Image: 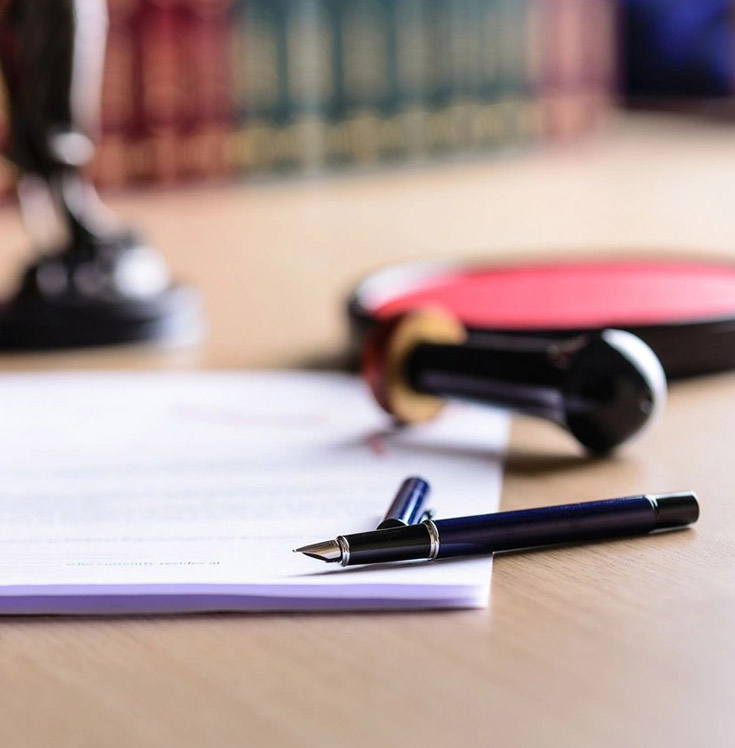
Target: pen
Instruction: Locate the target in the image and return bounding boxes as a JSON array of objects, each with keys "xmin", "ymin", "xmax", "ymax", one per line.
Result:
[{"xmin": 294, "ymin": 491, "xmax": 699, "ymax": 566}]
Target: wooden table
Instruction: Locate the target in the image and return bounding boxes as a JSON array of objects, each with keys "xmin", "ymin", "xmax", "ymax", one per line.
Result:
[{"xmin": 1, "ymin": 114, "xmax": 734, "ymax": 747}]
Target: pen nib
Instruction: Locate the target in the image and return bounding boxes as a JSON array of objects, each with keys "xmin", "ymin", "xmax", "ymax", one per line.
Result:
[{"xmin": 293, "ymin": 539, "xmax": 342, "ymax": 563}]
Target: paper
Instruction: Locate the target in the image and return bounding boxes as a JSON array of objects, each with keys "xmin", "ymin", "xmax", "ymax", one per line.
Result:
[{"xmin": 0, "ymin": 372, "xmax": 508, "ymax": 614}]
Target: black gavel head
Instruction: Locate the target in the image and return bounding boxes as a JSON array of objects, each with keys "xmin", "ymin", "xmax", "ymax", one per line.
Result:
[
  {"xmin": 559, "ymin": 328, "xmax": 666, "ymax": 452},
  {"xmin": 362, "ymin": 308, "xmax": 667, "ymax": 453}
]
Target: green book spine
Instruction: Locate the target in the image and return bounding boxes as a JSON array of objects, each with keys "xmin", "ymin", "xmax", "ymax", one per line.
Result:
[
  {"xmin": 470, "ymin": 0, "xmax": 501, "ymax": 151},
  {"xmin": 328, "ymin": 0, "xmax": 395, "ymax": 167},
  {"xmin": 454, "ymin": 0, "xmax": 484, "ymax": 153},
  {"xmin": 229, "ymin": 0, "xmax": 289, "ymax": 174},
  {"xmin": 394, "ymin": 0, "xmax": 431, "ymax": 159},
  {"xmin": 321, "ymin": 0, "xmax": 347, "ymax": 166},
  {"xmin": 496, "ymin": 0, "xmax": 539, "ymax": 148},
  {"xmin": 283, "ymin": 0, "xmax": 335, "ymax": 173},
  {"xmin": 424, "ymin": 0, "xmax": 464, "ymax": 154},
  {"xmin": 379, "ymin": 0, "xmax": 404, "ymax": 162}
]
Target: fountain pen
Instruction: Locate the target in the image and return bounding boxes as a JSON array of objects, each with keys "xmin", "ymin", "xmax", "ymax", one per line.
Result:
[{"xmin": 294, "ymin": 492, "xmax": 699, "ymax": 567}]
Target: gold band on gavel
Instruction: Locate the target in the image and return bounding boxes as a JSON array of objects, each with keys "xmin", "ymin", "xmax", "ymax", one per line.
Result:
[{"xmin": 363, "ymin": 308, "xmax": 466, "ymax": 424}]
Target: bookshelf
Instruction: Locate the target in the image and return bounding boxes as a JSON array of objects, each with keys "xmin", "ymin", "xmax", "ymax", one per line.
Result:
[{"xmin": 88, "ymin": 0, "xmax": 618, "ymax": 188}]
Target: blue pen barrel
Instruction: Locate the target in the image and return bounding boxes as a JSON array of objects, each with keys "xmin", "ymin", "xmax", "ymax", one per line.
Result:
[
  {"xmin": 330, "ymin": 492, "xmax": 697, "ymax": 566},
  {"xmin": 434, "ymin": 496, "xmax": 658, "ymax": 559}
]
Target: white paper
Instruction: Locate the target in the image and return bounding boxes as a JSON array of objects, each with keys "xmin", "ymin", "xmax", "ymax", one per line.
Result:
[{"xmin": 0, "ymin": 372, "xmax": 508, "ymax": 613}]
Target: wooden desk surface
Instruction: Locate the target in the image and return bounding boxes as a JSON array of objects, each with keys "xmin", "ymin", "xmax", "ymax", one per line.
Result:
[{"xmin": 1, "ymin": 114, "xmax": 734, "ymax": 747}]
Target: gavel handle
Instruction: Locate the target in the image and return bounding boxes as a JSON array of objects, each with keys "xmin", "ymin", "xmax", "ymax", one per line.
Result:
[{"xmin": 405, "ymin": 340, "xmax": 569, "ymax": 423}]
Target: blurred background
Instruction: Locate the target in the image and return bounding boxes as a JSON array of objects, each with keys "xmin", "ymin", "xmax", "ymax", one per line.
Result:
[
  {"xmin": 0, "ymin": 0, "xmax": 731, "ymax": 194},
  {"xmin": 0, "ymin": 0, "xmax": 733, "ymax": 367}
]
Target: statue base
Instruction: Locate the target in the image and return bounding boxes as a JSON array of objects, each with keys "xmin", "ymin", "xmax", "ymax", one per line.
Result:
[{"xmin": 0, "ymin": 234, "xmax": 204, "ymax": 351}]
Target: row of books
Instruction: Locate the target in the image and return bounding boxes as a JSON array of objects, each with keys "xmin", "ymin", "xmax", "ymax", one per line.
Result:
[{"xmin": 0, "ymin": 0, "xmax": 618, "ymax": 196}]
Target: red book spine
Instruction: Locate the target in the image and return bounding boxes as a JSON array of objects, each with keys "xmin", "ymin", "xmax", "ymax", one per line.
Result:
[
  {"xmin": 0, "ymin": 71, "xmax": 13, "ymax": 204},
  {"xmin": 582, "ymin": 0, "xmax": 618, "ymax": 123},
  {"xmin": 177, "ymin": 0, "xmax": 233, "ymax": 182},
  {"xmin": 94, "ymin": 0, "xmax": 140, "ymax": 190},
  {"xmin": 539, "ymin": 0, "xmax": 618, "ymax": 140},
  {"xmin": 0, "ymin": 13, "xmax": 14, "ymax": 204},
  {"xmin": 134, "ymin": 0, "xmax": 187, "ymax": 185},
  {"xmin": 539, "ymin": 0, "xmax": 583, "ymax": 139}
]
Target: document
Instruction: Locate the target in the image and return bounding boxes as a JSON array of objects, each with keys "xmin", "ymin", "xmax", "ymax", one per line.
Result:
[{"xmin": 0, "ymin": 372, "xmax": 508, "ymax": 614}]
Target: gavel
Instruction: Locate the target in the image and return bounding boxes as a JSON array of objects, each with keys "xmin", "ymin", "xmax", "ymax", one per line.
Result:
[{"xmin": 362, "ymin": 309, "xmax": 667, "ymax": 453}]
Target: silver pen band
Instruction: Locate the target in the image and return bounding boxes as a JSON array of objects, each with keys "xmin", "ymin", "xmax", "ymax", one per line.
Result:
[
  {"xmin": 336, "ymin": 535, "xmax": 351, "ymax": 567},
  {"xmin": 423, "ymin": 519, "xmax": 441, "ymax": 560}
]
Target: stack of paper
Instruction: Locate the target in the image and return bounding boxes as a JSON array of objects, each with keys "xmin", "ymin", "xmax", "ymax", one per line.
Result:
[{"xmin": 0, "ymin": 372, "xmax": 508, "ymax": 614}]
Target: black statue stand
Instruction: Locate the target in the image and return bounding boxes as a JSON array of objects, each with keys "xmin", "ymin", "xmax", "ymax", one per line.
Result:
[{"xmin": 0, "ymin": 0, "xmax": 201, "ymax": 350}]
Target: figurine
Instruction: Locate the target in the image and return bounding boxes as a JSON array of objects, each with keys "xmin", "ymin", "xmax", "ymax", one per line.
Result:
[{"xmin": 0, "ymin": 0, "xmax": 200, "ymax": 349}]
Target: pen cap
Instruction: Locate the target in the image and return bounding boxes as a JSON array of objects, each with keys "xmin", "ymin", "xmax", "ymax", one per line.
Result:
[
  {"xmin": 377, "ymin": 477, "xmax": 431, "ymax": 529},
  {"xmin": 651, "ymin": 492, "xmax": 699, "ymax": 529}
]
